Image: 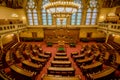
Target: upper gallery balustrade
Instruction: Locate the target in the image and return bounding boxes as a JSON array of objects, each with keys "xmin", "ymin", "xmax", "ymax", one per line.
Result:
[
  {"xmin": 0, "ymin": 24, "xmax": 27, "ymax": 34},
  {"xmin": 98, "ymin": 23, "xmax": 120, "ymax": 33}
]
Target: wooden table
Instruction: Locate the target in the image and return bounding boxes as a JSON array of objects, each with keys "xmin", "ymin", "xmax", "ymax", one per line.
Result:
[
  {"xmin": 10, "ymin": 64, "xmax": 34, "ymax": 77},
  {"xmin": 42, "ymin": 75, "xmax": 80, "ymax": 80},
  {"xmin": 51, "ymin": 61, "xmax": 71, "ymax": 67}
]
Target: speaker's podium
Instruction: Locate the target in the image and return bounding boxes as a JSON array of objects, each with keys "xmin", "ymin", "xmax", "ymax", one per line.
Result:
[
  {"xmin": 57, "ymin": 40, "xmax": 65, "ymax": 52},
  {"xmin": 58, "ymin": 40, "xmax": 65, "ymax": 47}
]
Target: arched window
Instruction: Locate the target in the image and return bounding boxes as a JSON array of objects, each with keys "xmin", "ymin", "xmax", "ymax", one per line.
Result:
[
  {"xmin": 26, "ymin": 0, "xmax": 38, "ymax": 25},
  {"xmin": 85, "ymin": 0, "xmax": 98, "ymax": 25},
  {"xmin": 71, "ymin": 0, "xmax": 82, "ymax": 25},
  {"xmin": 86, "ymin": 8, "xmax": 92, "ymax": 25},
  {"xmin": 27, "ymin": 9, "xmax": 33, "ymax": 25},
  {"xmin": 42, "ymin": 0, "xmax": 52, "ymax": 25},
  {"xmin": 33, "ymin": 9, "xmax": 38, "ymax": 25},
  {"xmin": 71, "ymin": 13, "xmax": 76, "ymax": 25}
]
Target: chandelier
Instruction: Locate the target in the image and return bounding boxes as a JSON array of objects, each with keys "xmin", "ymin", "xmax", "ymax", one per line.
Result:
[{"xmin": 43, "ymin": 0, "xmax": 81, "ymax": 18}]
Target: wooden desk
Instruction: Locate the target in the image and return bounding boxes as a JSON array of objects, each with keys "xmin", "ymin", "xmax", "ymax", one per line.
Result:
[
  {"xmin": 38, "ymin": 53, "xmax": 50, "ymax": 59},
  {"xmin": 30, "ymin": 54, "xmax": 47, "ymax": 63},
  {"xmin": 47, "ymin": 67, "xmax": 75, "ymax": 76},
  {"xmin": 71, "ymin": 52, "xmax": 78, "ymax": 57},
  {"xmin": 6, "ymin": 50, "xmax": 11, "ymax": 62},
  {"xmin": 76, "ymin": 55, "xmax": 94, "ymax": 66},
  {"xmin": 103, "ymin": 52, "xmax": 110, "ymax": 60},
  {"xmin": 10, "ymin": 64, "xmax": 34, "ymax": 77},
  {"xmin": 44, "ymin": 52, "xmax": 52, "ymax": 57},
  {"xmin": 89, "ymin": 67, "xmax": 115, "ymax": 79},
  {"xmin": 56, "ymin": 53, "xmax": 67, "ymax": 56},
  {"xmin": 51, "ymin": 61, "xmax": 71, "ymax": 67},
  {"xmin": 115, "ymin": 52, "xmax": 120, "ymax": 64},
  {"xmin": 57, "ymin": 47, "xmax": 65, "ymax": 52},
  {"xmin": 5, "ymin": 50, "xmax": 14, "ymax": 65},
  {"xmin": 42, "ymin": 75, "xmax": 80, "ymax": 80},
  {"xmin": 15, "ymin": 50, "xmax": 24, "ymax": 60},
  {"xmin": 22, "ymin": 60, "xmax": 42, "ymax": 69},
  {"xmin": 58, "ymin": 41, "xmax": 65, "ymax": 46},
  {"xmin": 81, "ymin": 62, "xmax": 102, "ymax": 70},
  {"xmin": 73, "ymin": 54, "xmax": 85, "ymax": 61},
  {"xmin": 54, "ymin": 56, "xmax": 69, "ymax": 61}
]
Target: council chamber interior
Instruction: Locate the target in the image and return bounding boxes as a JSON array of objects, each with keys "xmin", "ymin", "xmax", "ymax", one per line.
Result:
[{"xmin": 0, "ymin": 0, "xmax": 120, "ymax": 80}]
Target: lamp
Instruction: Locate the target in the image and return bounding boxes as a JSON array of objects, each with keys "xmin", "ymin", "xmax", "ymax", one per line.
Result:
[{"xmin": 43, "ymin": 0, "xmax": 81, "ymax": 18}]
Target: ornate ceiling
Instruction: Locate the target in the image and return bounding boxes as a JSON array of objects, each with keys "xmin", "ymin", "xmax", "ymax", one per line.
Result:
[{"xmin": 0, "ymin": 0, "xmax": 120, "ymax": 9}]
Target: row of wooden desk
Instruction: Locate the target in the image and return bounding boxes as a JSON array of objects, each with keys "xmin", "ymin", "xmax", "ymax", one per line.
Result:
[
  {"xmin": 76, "ymin": 55, "xmax": 94, "ymax": 66},
  {"xmin": 51, "ymin": 61, "xmax": 71, "ymax": 67},
  {"xmin": 46, "ymin": 52, "xmax": 76, "ymax": 77},
  {"xmin": 47, "ymin": 67, "xmax": 75, "ymax": 76},
  {"xmin": 5, "ymin": 43, "xmax": 52, "ymax": 80},
  {"xmin": 22, "ymin": 60, "xmax": 42, "ymax": 70},
  {"xmin": 42, "ymin": 75, "xmax": 80, "ymax": 80},
  {"xmin": 88, "ymin": 66, "xmax": 116, "ymax": 80},
  {"xmin": 10, "ymin": 64, "xmax": 34, "ymax": 77}
]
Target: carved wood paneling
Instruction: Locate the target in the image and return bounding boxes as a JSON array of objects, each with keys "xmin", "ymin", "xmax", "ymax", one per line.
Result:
[{"xmin": 44, "ymin": 28, "xmax": 80, "ymax": 43}]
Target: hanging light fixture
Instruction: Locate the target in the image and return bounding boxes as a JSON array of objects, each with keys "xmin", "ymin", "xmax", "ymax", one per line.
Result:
[{"xmin": 43, "ymin": 0, "xmax": 81, "ymax": 18}]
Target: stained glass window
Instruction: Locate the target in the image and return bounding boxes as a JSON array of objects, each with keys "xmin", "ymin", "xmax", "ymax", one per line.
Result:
[
  {"xmin": 85, "ymin": 0, "xmax": 98, "ymax": 25},
  {"xmin": 71, "ymin": 0, "xmax": 82, "ymax": 25},
  {"xmin": 26, "ymin": 0, "xmax": 38, "ymax": 25},
  {"xmin": 42, "ymin": 0, "xmax": 52, "ymax": 25}
]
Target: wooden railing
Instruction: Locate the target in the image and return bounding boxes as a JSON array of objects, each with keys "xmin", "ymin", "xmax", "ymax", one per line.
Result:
[
  {"xmin": 98, "ymin": 23, "xmax": 120, "ymax": 33},
  {"xmin": 0, "ymin": 24, "xmax": 27, "ymax": 35}
]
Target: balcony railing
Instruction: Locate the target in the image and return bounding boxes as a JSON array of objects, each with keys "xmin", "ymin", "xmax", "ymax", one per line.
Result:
[
  {"xmin": 0, "ymin": 24, "xmax": 27, "ymax": 35},
  {"xmin": 98, "ymin": 23, "xmax": 120, "ymax": 33},
  {"xmin": 27, "ymin": 25, "xmax": 98, "ymax": 29}
]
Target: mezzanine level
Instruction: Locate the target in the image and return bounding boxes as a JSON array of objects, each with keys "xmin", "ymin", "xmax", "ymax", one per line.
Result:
[
  {"xmin": 0, "ymin": 24, "xmax": 27, "ymax": 35},
  {"xmin": 98, "ymin": 23, "xmax": 120, "ymax": 34}
]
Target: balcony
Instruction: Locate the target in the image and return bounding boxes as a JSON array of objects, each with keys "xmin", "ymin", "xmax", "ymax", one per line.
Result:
[
  {"xmin": 0, "ymin": 24, "xmax": 27, "ymax": 35},
  {"xmin": 98, "ymin": 23, "xmax": 120, "ymax": 34},
  {"xmin": 27, "ymin": 25, "xmax": 98, "ymax": 29}
]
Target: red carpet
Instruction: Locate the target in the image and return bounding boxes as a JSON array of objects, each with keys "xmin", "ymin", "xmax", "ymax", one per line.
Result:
[{"xmin": 35, "ymin": 42, "xmax": 87, "ymax": 80}]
